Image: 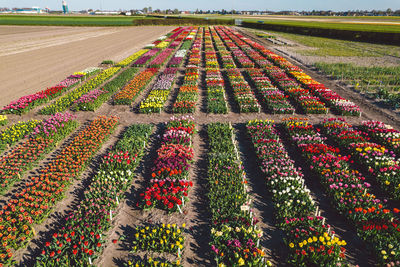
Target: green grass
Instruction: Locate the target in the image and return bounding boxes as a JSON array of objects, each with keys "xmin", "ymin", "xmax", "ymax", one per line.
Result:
[
  {"xmin": 0, "ymin": 15, "xmax": 154, "ymax": 26},
  {"xmin": 255, "ymin": 30, "xmax": 400, "ymax": 57},
  {"xmin": 314, "ymin": 62, "xmax": 400, "ymax": 108}
]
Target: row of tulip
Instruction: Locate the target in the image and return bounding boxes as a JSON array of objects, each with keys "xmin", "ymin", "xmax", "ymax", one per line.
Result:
[
  {"xmin": 126, "ymin": 257, "xmax": 181, "ymax": 267},
  {"xmin": 207, "ymin": 122, "xmax": 267, "ymax": 267},
  {"xmin": 0, "ymin": 119, "xmax": 41, "ymax": 154},
  {"xmin": 113, "ymin": 68, "xmax": 159, "ymax": 105},
  {"xmin": 0, "ymin": 112, "xmax": 78, "ymax": 197},
  {"xmin": 39, "ymin": 67, "xmax": 121, "ymax": 115},
  {"xmin": 223, "ymin": 27, "xmax": 361, "ymax": 116},
  {"xmin": 124, "ymin": 223, "xmax": 185, "ymax": 266},
  {"xmin": 173, "ymin": 29, "xmax": 202, "ymax": 114},
  {"xmin": 360, "ymin": 120, "xmax": 400, "ymax": 157},
  {"xmin": 205, "ymin": 28, "xmax": 228, "ymax": 114},
  {"xmin": 247, "ymin": 120, "xmax": 347, "ymax": 266},
  {"xmin": 35, "ymin": 123, "xmax": 153, "ymax": 266},
  {"xmin": 132, "ymin": 27, "xmax": 189, "ymax": 67},
  {"xmin": 290, "ymin": 71, "xmax": 361, "ymax": 116},
  {"xmin": 217, "ymin": 27, "xmax": 328, "ymax": 115},
  {"xmin": 211, "ymin": 29, "xmax": 237, "ymax": 69},
  {"xmin": 206, "ymin": 68, "xmax": 228, "ymax": 114},
  {"xmin": 217, "ymin": 27, "xmax": 270, "ymax": 69},
  {"xmin": 225, "ymin": 69, "xmax": 260, "ymax": 113},
  {"xmin": 218, "ymin": 32, "xmax": 255, "ymax": 69},
  {"xmin": 148, "ymin": 48, "xmax": 175, "ymax": 68},
  {"xmin": 2, "ymin": 67, "xmax": 102, "ymax": 115},
  {"xmin": 133, "ymin": 48, "xmax": 162, "ymax": 67},
  {"xmin": 73, "ymin": 67, "xmax": 140, "ymax": 111},
  {"xmin": 265, "ymin": 66, "xmax": 328, "ymax": 114},
  {"xmin": 140, "ymin": 116, "xmax": 195, "ymax": 213},
  {"xmin": 1, "ymin": 73, "xmax": 86, "ymax": 115},
  {"xmin": 138, "ymin": 28, "xmax": 195, "ymax": 113},
  {"xmin": 321, "ymin": 118, "xmax": 400, "ymax": 200},
  {"xmin": 116, "ymin": 49, "xmax": 149, "ymax": 67},
  {"xmin": 167, "ymin": 29, "xmax": 196, "ymax": 67},
  {"xmin": 173, "ymin": 68, "xmax": 199, "ymax": 114},
  {"xmin": 0, "ymin": 116, "xmax": 118, "ymax": 265},
  {"xmin": 187, "ymin": 34, "xmax": 201, "ymax": 67},
  {"xmin": 0, "ymin": 115, "xmax": 7, "ymax": 127},
  {"xmin": 205, "ymin": 28, "xmax": 220, "ymax": 69},
  {"xmin": 139, "ymin": 68, "xmax": 179, "ymax": 113},
  {"xmin": 244, "ymin": 68, "xmax": 295, "ymax": 114},
  {"xmin": 284, "ymin": 117, "xmax": 400, "ymax": 265}
]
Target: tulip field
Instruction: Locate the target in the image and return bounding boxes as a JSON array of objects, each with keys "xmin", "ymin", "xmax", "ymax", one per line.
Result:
[{"xmin": 0, "ymin": 25, "xmax": 399, "ymax": 267}]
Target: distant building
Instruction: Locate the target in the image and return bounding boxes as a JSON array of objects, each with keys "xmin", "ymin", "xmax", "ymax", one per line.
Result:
[{"xmin": 10, "ymin": 7, "xmax": 47, "ymax": 13}]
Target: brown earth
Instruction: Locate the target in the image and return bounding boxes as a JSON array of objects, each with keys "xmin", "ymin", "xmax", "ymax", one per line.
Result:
[{"xmin": 0, "ymin": 25, "xmax": 174, "ymax": 108}]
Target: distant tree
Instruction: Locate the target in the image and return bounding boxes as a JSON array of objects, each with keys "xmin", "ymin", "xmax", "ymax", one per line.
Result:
[
  {"xmin": 143, "ymin": 7, "xmax": 148, "ymax": 13},
  {"xmin": 173, "ymin": 8, "xmax": 179, "ymax": 14},
  {"xmin": 148, "ymin": 6, "xmax": 152, "ymax": 13},
  {"xmin": 387, "ymin": 8, "xmax": 393, "ymax": 15}
]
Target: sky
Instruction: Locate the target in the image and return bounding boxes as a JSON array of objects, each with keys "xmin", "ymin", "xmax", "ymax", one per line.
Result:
[{"xmin": 1, "ymin": 0, "xmax": 399, "ymax": 12}]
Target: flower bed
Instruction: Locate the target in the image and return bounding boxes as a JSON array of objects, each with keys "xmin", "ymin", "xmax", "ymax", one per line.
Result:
[
  {"xmin": 139, "ymin": 68, "xmax": 178, "ymax": 113},
  {"xmin": 125, "ymin": 257, "xmax": 181, "ymax": 267},
  {"xmin": 40, "ymin": 67, "xmax": 121, "ymax": 115},
  {"xmin": 321, "ymin": 118, "xmax": 400, "ymax": 200},
  {"xmin": 206, "ymin": 68, "xmax": 228, "ymax": 114},
  {"xmin": 247, "ymin": 120, "xmax": 347, "ymax": 266},
  {"xmin": 35, "ymin": 123, "xmax": 153, "ymax": 266},
  {"xmin": 207, "ymin": 122, "xmax": 268, "ymax": 266},
  {"xmin": 0, "ymin": 116, "xmax": 118, "ymax": 265},
  {"xmin": 130, "ymin": 223, "xmax": 185, "ymax": 254},
  {"xmin": 133, "ymin": 48, "xmax": 161, "ymax": 67},
  {"xmin": 0, "ymin": 112, "xmax": 78, "ymax": 196},
  {"xmin": 284, "ymin": 117, "xmax": 400, "ymax": 265},
  {"xmin": 148, "ymin": 48, "xmax": 175, "ymax": 68},
  {"xmin": 140, "ymin": 116, "xmax": 195, "ymax": 212},
  {"xmin": 122, "ymin": 223, "xmax": 185, "ymax": 267},
  {"xmin": 205, "ymin": 30, "xmax": 228, "ymax": 114},
  {"xmin": 225, "ymin": 69, "xmax": 260, "ymax": 113},
  {"xmin": 360, "ymin": 120, "xmax": 400, "ymax": 156},
  {"xmin": 290, "ymin": 71, "xmax": 361, "ymax": 116},
  {"xmin": 1, "ymin": 74, "xmax": 85, "ymax": 115},
  {"xmin": 74, "ymin": 68, "xmax": 139, "ymax": 111},
  {"xmin": 173, "ymin": 65, "xmax": 200, "ymax": 114},
  {"xmin": 116, "ymin": 49, "xmax": 148, "ymax": 67},
  {"xmin": 0, "ymin": 115, "xmax": 7, "ymax": 127},
  {"xmin": 266, "ymin": 67, "xmax": 328, "ymax": 114},
  {"xmin": 0, "ymin": 119, "xmax": 41, "ymax": 153},
  {"xmin": 113, "ymin": 68, "xmax": 159, "ymax": 105},
  {"xmin": 222, "ymin": 26, "xmax": 360, "ymax": 116},
  {"xmin": 244, "ymin": 68, "xmax": 294, "ymax": 114}
]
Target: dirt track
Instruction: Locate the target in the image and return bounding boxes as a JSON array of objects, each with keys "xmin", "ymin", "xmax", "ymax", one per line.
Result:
[{"xmin": 0, "ymin": 25, "xmax": 174, "ymax": 107}]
